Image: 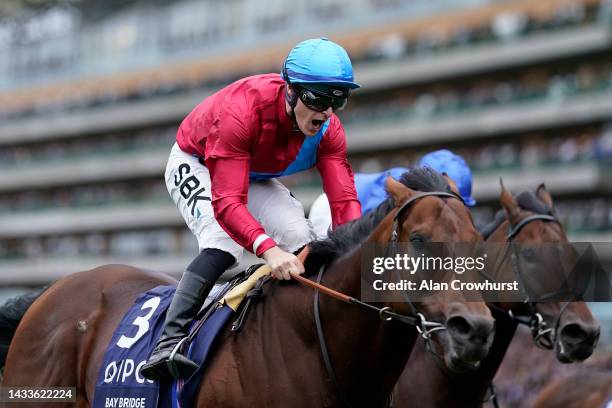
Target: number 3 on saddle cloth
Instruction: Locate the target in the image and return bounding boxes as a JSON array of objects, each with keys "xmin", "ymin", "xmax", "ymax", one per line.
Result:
[{"xmin": 92, "ymin": 265, "xmax": 268, "ymax": 408}]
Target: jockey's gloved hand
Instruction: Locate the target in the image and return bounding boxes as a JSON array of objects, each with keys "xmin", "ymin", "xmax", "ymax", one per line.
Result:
[{"xmin": 261, "ymin": 246, "xmax": 304, "ymax": 280}]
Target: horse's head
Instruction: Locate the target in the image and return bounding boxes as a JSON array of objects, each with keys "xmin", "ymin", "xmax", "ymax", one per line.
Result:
[
  {"xmin": 374, "ymin": 168, "xmax": 494, "ymax": 372},
  {"xmin": 489, "ymin": 181, "xmax": 599, "ymax": 362}
]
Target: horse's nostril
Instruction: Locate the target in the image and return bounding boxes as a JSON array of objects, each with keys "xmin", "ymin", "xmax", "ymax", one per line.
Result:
[
  {"xmin": 447, "ymin": 316, "xmax": 494, "ymax": 344},
  {"xmin": 447, "ymin": 316, "xmax": 471, "ymax": 337},
  {"xmin": 561, "ymin": 323, "xmax": 599, "ymax": 346}
]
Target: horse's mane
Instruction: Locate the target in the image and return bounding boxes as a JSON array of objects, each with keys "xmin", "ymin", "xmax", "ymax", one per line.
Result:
[
  {"xmin": 480, "ymin": 190, "xmax": 555, "ymax": 239},
  {"xmin": 304, "ymin": 167, "xmax": 451, "ymax": 275}
]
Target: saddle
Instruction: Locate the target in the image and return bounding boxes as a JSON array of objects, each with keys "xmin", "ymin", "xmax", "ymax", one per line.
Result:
[
  {"xmin": 189, "ymin": 263, "xmax": 271, "ymax": 340},
  {"xmin": 190, "ymin": 246, "xmax": 310, "ymax": 339}
]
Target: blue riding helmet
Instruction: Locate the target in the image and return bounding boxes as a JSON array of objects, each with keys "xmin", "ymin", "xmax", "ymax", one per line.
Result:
[
  {"xmin": 282, "ymin": 37, "xmax": 360, "ymax": 90},
  {"xmin": 418, "ymin": 149, "xmax": 477, "ymax": 207},
  {"xmin": 356, "ymin": 167, "xmax": 408, "ymax": 214}
]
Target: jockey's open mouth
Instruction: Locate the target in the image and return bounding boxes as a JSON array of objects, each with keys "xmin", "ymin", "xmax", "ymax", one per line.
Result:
[{"xmin": 312, "ymin": 118, "xmax": 324, "ymax": 130}]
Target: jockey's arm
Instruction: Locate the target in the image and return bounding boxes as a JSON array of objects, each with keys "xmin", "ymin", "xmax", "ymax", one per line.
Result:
[
  {"xmin": 204, "ymin": 156, "xmax": 272, "ymax": 254},
  {"xmin": 316, "ymin": 120, "xmax": 361, "ymax": 228},
  {"xmin": 205, "ymin": 156, "xmax": 304, "ymax": 280}
]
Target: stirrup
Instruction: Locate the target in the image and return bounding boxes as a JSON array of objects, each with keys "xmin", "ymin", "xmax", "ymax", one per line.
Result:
[{"xmin": 167, "ymin": 337, "xmax": 199, "ymax": 379}]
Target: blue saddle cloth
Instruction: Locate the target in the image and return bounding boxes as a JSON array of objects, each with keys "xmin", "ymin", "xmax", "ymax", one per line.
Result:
[{"xmin": 92, "ymin": 285, "xmax": 234, "ymax": 408}]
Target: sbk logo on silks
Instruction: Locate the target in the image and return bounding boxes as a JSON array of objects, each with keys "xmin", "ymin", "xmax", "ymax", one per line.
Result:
[{"xmin": 174, "ymin": 163, "xmax": 211, "ymax": 219}]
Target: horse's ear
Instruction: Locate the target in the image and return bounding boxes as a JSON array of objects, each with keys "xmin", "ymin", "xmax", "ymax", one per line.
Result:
[
  {"xmin": 386, "ymin": 175, "xmax": 414, "ymax": 207},
  {"xmin": 536, "ymin": 183, "xmax": 554, "ymax": 209},
  {"xmin": 442, "ymin": 173, "xmax": 460, "ymax": 196},
  {"xmin": 499, "ymin": 178, "xmax": 520, "ymax": 221}
]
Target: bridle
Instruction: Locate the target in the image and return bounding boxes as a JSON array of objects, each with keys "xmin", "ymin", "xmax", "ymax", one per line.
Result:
[
  {"xmin": 502, "ymin": 213, "xmax": 569, "ymax": 350},
  {"xmin": 428, "ymin": 211, "xmax": 569, "ymax": 408},
  {"xmin": 308, "ymin": 190, "xmax": 464, "ymax": 407},
  {"xmin": 388, "ymin": 191, "xmax": 465, "ymax": 337},
  {"xmin": 390, "ymin": 191, "xmax": 463, "ymax": 242}
]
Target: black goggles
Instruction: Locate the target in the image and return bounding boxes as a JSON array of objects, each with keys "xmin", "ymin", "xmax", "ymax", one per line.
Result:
[{"xmin": 296, "ymin": 86, "xmax": 349, "ymax": 112}]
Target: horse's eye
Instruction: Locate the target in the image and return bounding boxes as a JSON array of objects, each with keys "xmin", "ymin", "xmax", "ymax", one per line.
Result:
[
  {"xmin": 521, "ymin": 247, "xmax": 537, "ymax": 262},
  {"xmin": 409, "ymin": 235, "xmax": 427, "ymax": 253},
  {"xmin": 410, "ymin": 234, "xmax": 426, "ymax": 243}
]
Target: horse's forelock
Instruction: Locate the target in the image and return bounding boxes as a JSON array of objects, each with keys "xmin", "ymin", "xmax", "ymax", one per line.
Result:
[
  {"xmin": 399, "ymin": 166, "xmax": 451, "ymax": 194},
  {"xmin": 515, "ymin": 190, "xmax": 554, "ymax": 216},
  {"xmin": 480, "ymin": 189, "xmax": 555, "ymax": 239}
]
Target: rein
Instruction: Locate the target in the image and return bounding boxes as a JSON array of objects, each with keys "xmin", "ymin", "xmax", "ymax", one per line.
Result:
[
  {"xmin": 290, "ymin": 270, "xmax": 435, "ymax": 328},
  {"xmin": 290, "ymin": 191, "xmax": 463, "ymax": 407}
]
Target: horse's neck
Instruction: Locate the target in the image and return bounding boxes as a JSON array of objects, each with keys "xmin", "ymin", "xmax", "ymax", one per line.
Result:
[{"xmin": 315, "ymin": 246, "xmax": 418, "ymax": 406}]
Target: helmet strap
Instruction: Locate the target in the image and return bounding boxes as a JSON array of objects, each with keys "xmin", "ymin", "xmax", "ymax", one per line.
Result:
[
  {"xmin": 282, "ymin": 59, "xmax": 301, "ymax": 129},
  {"xmin": 285, "ymin": 84, "xmax": 300, "ymax": 128}
]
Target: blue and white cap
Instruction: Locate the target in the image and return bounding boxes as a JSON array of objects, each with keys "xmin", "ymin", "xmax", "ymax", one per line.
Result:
[
  {"xmin": 418, "ymin": 149, "xmax": 477, "ymax": 207},
  {"xmin": 282, "ymin": 37, "xmax": 360, "ymax": 89}
]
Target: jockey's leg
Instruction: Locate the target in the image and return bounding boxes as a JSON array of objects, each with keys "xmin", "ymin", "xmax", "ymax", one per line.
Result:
[
  {"xmin": 142, "ymin": 144, "xmax": 242, "ymax": 380},
  {"xmin": 247, "ymin": 179, "xmax": 316, "ymax": 253},
  {"xmin": 141, "ymin": 248, "xmax": 235, "ymax": 380},
  {"xmin": 308, "ymin": 193, "xmax": 332, "ymax": 239}
]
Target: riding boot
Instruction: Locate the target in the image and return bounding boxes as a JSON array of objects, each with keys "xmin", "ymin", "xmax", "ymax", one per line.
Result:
[{"xmin": 141, "ymin": 271, "xmax": 213, "ymax": 381}]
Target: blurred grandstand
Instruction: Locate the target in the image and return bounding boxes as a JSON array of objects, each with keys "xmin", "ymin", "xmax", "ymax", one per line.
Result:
[{"xmin": 1, "ymin": 0, "xmax": 611, "ymax": 336}]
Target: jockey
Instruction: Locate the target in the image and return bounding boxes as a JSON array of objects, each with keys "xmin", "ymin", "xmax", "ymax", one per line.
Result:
[
  {"xmin": 309, "ymin": 149, "xmax": 476, "ymax": 239},
  {"xmin": 141, "ymin": 38, "xmax": 362, "ymax": 380}
]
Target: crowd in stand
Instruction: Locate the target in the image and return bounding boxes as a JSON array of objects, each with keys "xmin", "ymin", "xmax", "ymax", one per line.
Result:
[
  {"xmin": 1, "ymin": 124, "xmax": 611, "ymax": 231},
  {"xmin": 0, "ymin": 115, "xmax": 610, "ymax": 262},
  {"xmin": 0, "ymin": 0, "xmax": 610, "ymax": 121},
  {"xmin": 0, "ymin": 126, "xmax": 174, "ymax": 167},
  {"xmin": 341, "ymin": 60, "xmax": 612, "ymax": 124},
  {"xmin": 0, "ymin": 117, "xmax": 610, "ymax": 178},
  {"xmin": 0, "ymin": 228, "xmax": 198, "ymax": 260},
  {"xmin": 362, "ymin": 0, "xmax": 601, "ymax": 62},
  {"xmin": 0, "ymin": 179, "xmax": 168, "ymax": 213},
  {"xmin": 2, "ymin": 197, "xmax": 611, "ymax": 259},
  {"xmin": 0, "ymin": 5, "xmax": 80, "ymax": 48},
  {"xmin": 348, "ymin": 127, "xmax": 611, "ymax": 175}
]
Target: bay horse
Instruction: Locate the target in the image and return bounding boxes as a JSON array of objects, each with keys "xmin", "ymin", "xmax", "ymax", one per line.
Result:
[
  {"xmin": 1, "ymin": 168, "xmax": 495, "ymax": 407},
  {"xmin": 393, "ymin": 183, "xmax": 600, "ymax": 408},
  {"xmin": 532, "ymin": 371, "xmax": 612, "ymax": 408}
]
